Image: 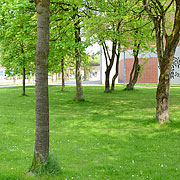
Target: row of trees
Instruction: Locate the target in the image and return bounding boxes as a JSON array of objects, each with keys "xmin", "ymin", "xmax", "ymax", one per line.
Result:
[{"xmin": 0, "ymin": 0, "xmax": 180, "ymax": 174}]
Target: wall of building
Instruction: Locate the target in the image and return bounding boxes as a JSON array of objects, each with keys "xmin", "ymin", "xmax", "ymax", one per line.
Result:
[
  {"xmin": 119, "ymin": 45, "xmax": 180, "ymax": 84},
  {"xmin": 119, "ymin": 57, "xmax": 158, "ymax": 83}
]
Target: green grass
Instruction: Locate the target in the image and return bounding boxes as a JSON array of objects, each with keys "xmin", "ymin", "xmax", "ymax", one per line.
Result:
[{"xmin": 0, "ymin": 86, "xmax": 180, "ymax": 180}]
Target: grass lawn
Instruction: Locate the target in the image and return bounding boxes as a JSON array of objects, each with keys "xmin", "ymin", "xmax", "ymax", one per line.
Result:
[{"xmin": 0, "ymin": 85, "xmax": 180, "ymax": 180}]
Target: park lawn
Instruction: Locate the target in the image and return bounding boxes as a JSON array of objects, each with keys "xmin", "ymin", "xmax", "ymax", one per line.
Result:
[{"xmin": 0, "ymin": 85, "xmax": 180, "ymax": 180}]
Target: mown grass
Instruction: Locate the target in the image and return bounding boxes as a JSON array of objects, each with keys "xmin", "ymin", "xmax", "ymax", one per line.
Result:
[{"xmin": 0, "ymin": 86, "xmax": 180, "ymax": 180}]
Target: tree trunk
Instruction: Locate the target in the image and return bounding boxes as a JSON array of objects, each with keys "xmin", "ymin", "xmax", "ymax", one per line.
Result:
[
  {"xmin": 111, "ymin": 43, "xmax": 120, "ymax": 91},
  {"xmin": 102, "ymin": 41, "xmax": 117, "ymax": 93},
  {"xmin": 156, "ymin": 69, "xmax": 170, "ymax": 124},
  {"xmin": 105, "ymin": 68, "xmax": 110, "ymax": 92},
  {"xmin": 73, "ymin": 7, "xmax": 83, "ymax": 101},
  {"xmin": 13, "ymin": 76, "xmax": 16, "ymax": 84},
  {"xmin": 31, "ymin": 0, "xmax": 50, "ymax": 172},
  {"xmin": 111, "ymin": 59, "xmax": 119, "ymax": 91},
  {"xmin": 156, "ymin": 50, "xmax": 175, "ymax": 123},
  {"xmin": 22, "ymin": 67, "xmax": 25, "ymax": 96},
  {"xmin": 126, "ymin": 42, "xmax": 140, "ymax": 90},
  {"xmin": 126, "ymin": 57, "xmax": 140, "ymax": 90},
  {"xmin": 75, "ymin": 51, "xmax": 83, "ymax": 100},
  {"xmin": 84, "ymin": 66, "xmax": 87, "ymax": 81},
  {"xmin": 61, "ymin": 58, "xmax": 65, "ymax": 91}
]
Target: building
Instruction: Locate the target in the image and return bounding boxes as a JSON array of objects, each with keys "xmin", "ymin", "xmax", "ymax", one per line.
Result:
[{"xmin": 118, "ymin": 43, "xmax": 180, "ymax": 84}]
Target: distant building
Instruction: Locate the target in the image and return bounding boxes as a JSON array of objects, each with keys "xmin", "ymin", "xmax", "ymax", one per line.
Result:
[
  {"xmin": 118, "ymin": 43, "xmax": 180, "ymax": 84},
  {"xmin": 0, "ymin": 66, "xmax": 6, "ymax": 80}
]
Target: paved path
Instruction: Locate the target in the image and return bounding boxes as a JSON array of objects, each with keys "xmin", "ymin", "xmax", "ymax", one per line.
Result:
[
  {"xmin": 0, "ymin": 81, "xmax": 180, "ymax": 88},
  {"xmin": 0, "ymin": 80, "xmax": 103, "ymax": 88}
]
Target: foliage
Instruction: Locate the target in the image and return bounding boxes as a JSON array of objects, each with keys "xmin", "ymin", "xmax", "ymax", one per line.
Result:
[{"xmin": 0, "ymin": 0, "xmax": 36, "ymax": 76}]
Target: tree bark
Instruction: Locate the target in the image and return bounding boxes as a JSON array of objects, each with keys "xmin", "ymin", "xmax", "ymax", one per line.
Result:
[
  {"xmin": 22, "ymin": 67, "xmax": 26, "ymax": 96},
  {"xmin": 73, "ymin": 7, "xmax": 83, "ymax": 101},
  {"xmin": 75, "ymin": 49, "xmax": 83, "ymax": 100},
  {"xmin": 126, "ymin": 43, "xmax": 140, "ymax": 90},
  {"xmin": 61, "ymin": 58, "xmax": 65, "ymax": 91},
  {"xmin": 105, "ymin": 67, "xmax": 111, "ymax": 92},
  {"xmin": 31, "ymin": 0, "xmax": 50, "ymax": 171},
  {"xmin": 111, "ymin": 43, "xmax": 121, "ymax": 91},
  {"xmin": 156, "ymin": 43, "xmax": 178, "ymax": 123}
]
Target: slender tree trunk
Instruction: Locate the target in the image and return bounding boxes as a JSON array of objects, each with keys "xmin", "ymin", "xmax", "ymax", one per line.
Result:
[
  {"xmin": 111, "ymin": 59, "xmax": 119, "ymax": 91},
  {"xmin": 73, "ymin": 7, "xmax": 83, "ymax": 101},
  {"xmin": 61, "ymin": 58, "xmax": 65, "ymax": 91},
  {"xmin": 84, "ymin": 66, "xmax": 87, "ymax": 81},
  {"xmin": 126, "ymin": 56, "xmax": 140, "ymax": 90},
  {"xmin": 75, "ymin": 50, "xmax": 83, "ymax": 100},
  {"xmin": 22, "ymin": 67, "xmax": 26, "ymax": 96},
  {"xmin": 31, "ymin": 0, "xmax": 50, "ymax": 171},
  {"xmin": 105, "ymin": 68, "xmax": 110, "ymax": 92},
  {"xmin": 126, "ymin": 42, "xmax": 140, "ymax": 90},
  {"xmin": 111, "ymin": 43, "xmax": 121, "ymax": 91},
  {"xmin": 13, "ymin": 76, "xmax": 16, "ymax": 84}
]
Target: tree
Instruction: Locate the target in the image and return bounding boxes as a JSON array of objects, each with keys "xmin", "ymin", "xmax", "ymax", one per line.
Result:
[
  {"xmin": 126, "ymin": 40, "xmax": 141, "ymax": 90},
  {"xmin": 0, "ymin": 0, "xmax": 35, "ymax": 95},
  {"xmin": 49, "ymin": 1, "xmax": 90, "ymax": 100},
  {"xmin": 85, "ymin": 0, "xmax": 147, "ymax": 92},
  {"xmin": 125, "ymin": 19, "xmax": 155, "ymax": 90},
  {"xmin": 72, "ymin": 6, "xmax": 84, "ymax": 100},
  {"xmin": 30, "ymin": 0, "xmax": 50, "ymax": 171},
  {"xmin": 143, "ymin": 0, "xmax": 180, "ymax": 124}
]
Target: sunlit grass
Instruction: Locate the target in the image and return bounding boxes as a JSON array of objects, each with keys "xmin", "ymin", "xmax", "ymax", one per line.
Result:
[{"xmin": 0, "ymin": 86, "xmax": 180, "ymax": 179}]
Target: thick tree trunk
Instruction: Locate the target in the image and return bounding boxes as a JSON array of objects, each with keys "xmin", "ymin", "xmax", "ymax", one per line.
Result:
[
  {"xmin": 156, "ymin": 71, "xmax": 170, "ymax": 124},
  {"xmin": 156, "ymin": 51, "xmax": 174, "ymax": 123},
  {"xmin": 73, "ymin": 7, "xmax": 83, "ymax": 101},
  {"xmin": 22, "ymin": 67, "xmax": 25, "ymax": 96},
  {"xmin": 61, "ymin": 58, "xmax": 65, "ymax": 91},
  {"xmin": 31, "ymin": 0, "xmax": 50, "ymax": 172}
]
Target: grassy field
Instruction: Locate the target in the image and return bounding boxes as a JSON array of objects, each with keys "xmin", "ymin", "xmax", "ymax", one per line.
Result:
[{"xmin": 0, "ymin": 85, "xmax": 180, "ymax": 180}]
